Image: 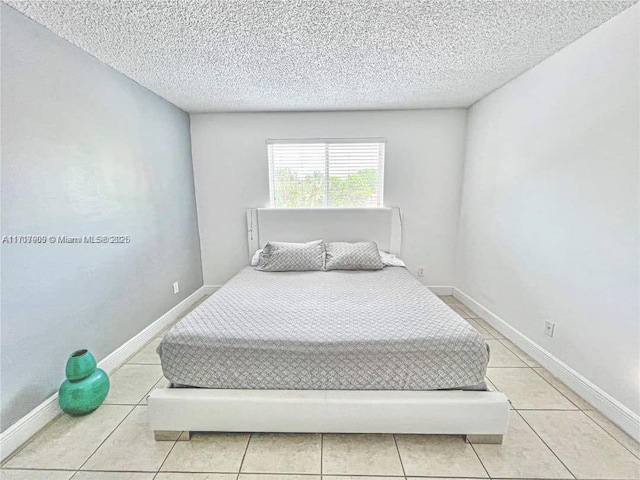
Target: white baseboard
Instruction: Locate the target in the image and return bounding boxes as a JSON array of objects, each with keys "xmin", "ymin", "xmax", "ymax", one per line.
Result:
[
  {"xmin": 0, "ymin": 286, "xmax": 207, "ymax": 462},
  {"xmin": 203, "ymin": 285, "xmax": 222, "ymax": 295},
  {"xmin": 428, "ymin": 286, "xmax": 454, "ymax": 295},
  {"xmin": 0, "ymin": 395, "xmax": 60, "ymax": 464},
  {"xmin": 98, "ymin": 286, "xmax": 207, "ymax": 374},
  {"xmin": 453, "ymin": 288, "xmax": 640, "ymax": 442}
]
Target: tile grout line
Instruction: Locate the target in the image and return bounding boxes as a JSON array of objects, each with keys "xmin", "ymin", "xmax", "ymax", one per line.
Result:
[
  {"xmin": 579, "ymin": 412, "xmax": 640, "ymax": 461},
  {"xmin": 488, "ymin": 354, "xmax": 584, "ymax": 412},
  {"xmin": 154, "ymin": 470, "xmax": 239, "ymax": 475},
  {"xmin": 136, "ymin": 374, "xmax": 165, "ymax": 407},
  {"xmin": 485, "ymin": 366, "xmax": 538, "ymax": 368},
  {"xmin": 529, "ymin": 367, "xmax": 587, "ymax": 411},
  {"xmin": 495, "ymin": 338, "xmax": 538, "ymax": 367},
  {"xmin": 515, "ymin": 408, "xmax": 591, "ymax": 411},
  {"xmin": 161, "ymin": 472, "xmax": 398, "ymax": 477},
  {"xmin": 100, "ymin": 372, "xmax": 164, "ymax": 409},
  {"xmin": 73, "ymin": 356, "xmax": 161, "ymax": 473},
  {"xmin": 127, "ymin": 336, "xmax": 162, "ymax": 362},
  {"xmin": 515, "ymin": 410, "xmax": 577, "ymax": 479},
  {"xmin": 467, "ymin": 439, "xmax": 491, "ymax": 479},
  {"xmin": 6, "ymin": 466, "xmax": 639, "ymax": 479},
  {"xmin": 74, "ymin": 404, "xmax": 139, "ymax": 473},
  {"xmin": 151, "ymin": 434, "xmax": 179, "ymax": 480},
  {"xmin": 0, "ymin": 413, "xmax": 66, "ymax": 467},
  {"xmin": 1, "ymin": 467, "xmax": 77, "ymax": 472},
  {"xmin": 235, "ymin": 432, "xmax": 252, "ymax": 480},
  {"xmin": 392, "ymin": 434, "xmax": 408, "ymax": 480},
  {"xmin": 467, "ymin": 316, "xmax": 504, "ymax": 337},
  {"xmin": 577, "ymin": 410, "xmax": 640, "ymax": 462},
  {"xmin": 320, "ymin": 433, "xmax": 324, "ymax": 476},
  {"xmin": 465, "ymin": 319, "xmax": 497, "ymax": 339},
  {"xmin": 5, "ymin": 316, "xmax": 168, "ymax": 475},
  {"xmin": 464, "ymin": 303, "xmax": 601, "ymax": 419},
  {"xmin": 516, "ymin": 366, "xmax": 640, "ymax": 460}
]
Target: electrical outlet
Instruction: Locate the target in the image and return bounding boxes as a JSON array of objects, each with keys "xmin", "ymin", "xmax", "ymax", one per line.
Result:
[
  {"xmin": 417, "ymin": 267, "xmax": 425, "ymax": 277},
  {"xmin": 544, "ymin": 320, "xmax": 555, "ymax": 337},
  {"xmin": 173, "ymin": 282, "xmax": 179, "ymax": 294}
]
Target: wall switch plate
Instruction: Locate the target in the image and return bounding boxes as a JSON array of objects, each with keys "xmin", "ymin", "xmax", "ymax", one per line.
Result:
[
  {"xmin": 544, "ymin": 320, "xmax": 555, "ymax": 337},
  {"xmin": 417, "ymin": 267, "xmax": 425, "ymax": 277},
  {"xmin": 173, "ymin": 282, "xmax": 179, "ymax": 294}
]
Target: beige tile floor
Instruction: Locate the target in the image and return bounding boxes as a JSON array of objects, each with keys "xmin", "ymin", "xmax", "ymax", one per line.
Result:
[{"xmin": 2, "ymin": 295, "xmax": 639, "ymax": 480}]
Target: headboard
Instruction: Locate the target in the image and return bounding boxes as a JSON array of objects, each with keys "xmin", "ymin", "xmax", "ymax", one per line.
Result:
[{"xmin": 246, "ymin": 207, "xmax": 402, "ymax": 260}]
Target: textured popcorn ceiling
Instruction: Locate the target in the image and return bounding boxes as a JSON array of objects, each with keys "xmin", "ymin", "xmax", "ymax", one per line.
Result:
[{"xmin": 4, "ymin": 1, "xmax": 636, "ymax": 112}]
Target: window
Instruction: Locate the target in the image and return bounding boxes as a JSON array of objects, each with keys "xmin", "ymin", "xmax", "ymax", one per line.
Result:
[{"xmin": 268, "ymin": 139, "xmax": 385, "ymax": 208}]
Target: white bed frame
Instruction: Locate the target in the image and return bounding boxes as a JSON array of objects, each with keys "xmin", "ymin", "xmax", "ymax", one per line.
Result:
[{"xmin": 148, "ymin": 207, "xmax": 510, "ymax": 444}]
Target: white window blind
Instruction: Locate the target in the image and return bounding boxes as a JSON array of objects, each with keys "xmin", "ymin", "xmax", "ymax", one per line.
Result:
[{"xmin": 268, "ymin": 139, "xmax": 385, "ymax": 208}]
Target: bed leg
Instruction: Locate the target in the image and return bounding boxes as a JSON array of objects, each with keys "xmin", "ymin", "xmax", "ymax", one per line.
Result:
[
  {"xmin": 465, "ymin": 434, "xmax": 503, "ymax": 444},
  {"xmin": 154, "ymin": 430, "xmax": 190, "ymax": 441}
]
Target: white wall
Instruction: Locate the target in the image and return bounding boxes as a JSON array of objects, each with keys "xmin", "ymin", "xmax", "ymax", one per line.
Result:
[
  {"xmin": 191, "ymin": 110, "xmax": 467, "ymax": 286},
  {"xmin": 456, "ymin": 3, "xmax": 639, "ymax": 419}
]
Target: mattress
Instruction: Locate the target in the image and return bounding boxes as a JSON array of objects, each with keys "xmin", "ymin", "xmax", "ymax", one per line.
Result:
[{"xmin": 158, "ymin": 267, "xmax": 490, "ymax": 391}]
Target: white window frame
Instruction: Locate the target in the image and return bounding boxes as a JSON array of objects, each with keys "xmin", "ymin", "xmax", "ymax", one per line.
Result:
[{"xmin": 267, "ymin": 138, "xmax": 386, "ymax": 208}]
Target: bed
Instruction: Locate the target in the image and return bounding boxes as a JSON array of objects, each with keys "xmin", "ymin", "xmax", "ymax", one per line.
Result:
[
  {"xmin": 148, "ymin": 207, "xmax": 510, "ymax": 443},
  {"xmin": 159, "ymin": 267, "xmax": 489, "ymax": 391}
]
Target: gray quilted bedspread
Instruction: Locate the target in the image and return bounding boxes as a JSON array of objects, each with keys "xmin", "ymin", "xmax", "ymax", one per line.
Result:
[{"xmin": 158, "ymin": 267, "xmax": 490, "ymax": 390}]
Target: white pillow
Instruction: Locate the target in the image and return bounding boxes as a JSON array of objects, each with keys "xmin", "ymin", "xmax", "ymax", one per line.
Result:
[
  {"xmin": 251, "ymin": 249, "xmax": 263, "ymax": 266},
  {"xmin": 252, "ymin": 248, "xmax": 405, "ymax": 267},
  {"xmin": 380, "ymin": 251, "xmax": 406, "ymax": 267}
]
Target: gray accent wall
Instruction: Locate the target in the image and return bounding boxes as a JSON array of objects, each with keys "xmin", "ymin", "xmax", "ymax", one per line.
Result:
[{"xmin": 0, "ymin": 4, "xmax": 203, "ymax": 431}]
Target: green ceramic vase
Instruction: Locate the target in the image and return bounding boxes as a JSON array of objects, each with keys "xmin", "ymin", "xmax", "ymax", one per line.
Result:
[{"xmin": 58, "ymin": 349, "xmax": 110, "ymax": 416}]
